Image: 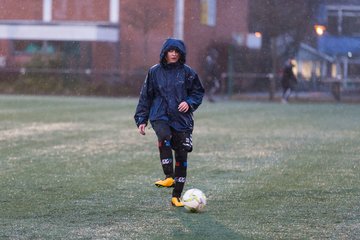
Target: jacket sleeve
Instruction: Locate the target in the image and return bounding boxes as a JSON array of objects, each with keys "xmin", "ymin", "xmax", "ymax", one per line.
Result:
[
  {"xmin": 185, "ymin": 68, "xmax": 205, "ymax": 112},
  {"xmin": 134, "ymin": 72, "xmax": 153, "ymax": 127}
]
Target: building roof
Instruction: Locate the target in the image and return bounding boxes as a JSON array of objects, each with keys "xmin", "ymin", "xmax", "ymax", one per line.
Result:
[{"xmin": 299, "ymin": 43, "xmax": 334, "ymax": 62}]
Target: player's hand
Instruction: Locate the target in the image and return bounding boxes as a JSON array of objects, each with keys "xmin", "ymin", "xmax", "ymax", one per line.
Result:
[
  {"xmin": 178, "ymin": 101, "xmax": 189, "ymax": 112},
  {"xmin": 138, "ymin": 124, "xmax": 146, "ymax": 135}
]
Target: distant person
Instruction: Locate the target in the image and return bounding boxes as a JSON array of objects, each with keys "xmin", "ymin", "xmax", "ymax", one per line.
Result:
[
  {"xmin": 203, "ymin": 48, "xmax": 221, "ymax": 102},
  {"xmin": 281, "ymin": 59, "xmax": 298, "ymax": 103},
  {"xmin": 134, "ymin": 38, "xmax": 205, "ymax": 207}
]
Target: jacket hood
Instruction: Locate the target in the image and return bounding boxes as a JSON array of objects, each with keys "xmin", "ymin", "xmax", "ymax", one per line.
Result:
[{"xmin": 159, "ymin": 38, "xmax": 186, "ymax": 65}]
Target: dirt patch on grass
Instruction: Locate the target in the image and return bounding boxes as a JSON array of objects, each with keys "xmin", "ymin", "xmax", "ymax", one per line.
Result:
[{"xmin": 0, "ymin": 122, "xmax": 80, "ymax": 141}]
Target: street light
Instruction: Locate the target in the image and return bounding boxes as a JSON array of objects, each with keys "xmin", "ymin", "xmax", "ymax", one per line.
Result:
[
  {"xmin": 254, "ymin": 32, "xmax": 262, "ymax": 38},
  {"xmin": 314, "ymin": 24, "xmax": 326, "ymax": 36}
]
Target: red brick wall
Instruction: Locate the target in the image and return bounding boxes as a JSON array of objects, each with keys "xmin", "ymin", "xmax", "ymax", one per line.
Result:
[
  {"xmin": 52, "ymin": 0, "xmax": 109, "ymax": 21},
  {"xmin": 0, "ymin": 0, "xmax": 249, "ymax": 82},
  {"xmin": 0, "ymin": 0, "xmax": 42, "ymax": 20},
  {"xmin": 184, "ymin": 0, "xmax": 248, "ymax": 74},
  {"xmin": 0, "ymin": 41, "xmax": 9, "ymax": 56},
  {"xmin": 119, "ymin": 0, "xmax": 174, "ymax": 76},
  {"xmin": 92, "ymin": 42, "xmax": 119, "ymax": 71},
  {"xmin": 0, "ymin": 0, "xmax": 110, "ymax": 22},
  {"xmin": 119, "ymin": 0, "xmax": 249, "ymax": 80}
]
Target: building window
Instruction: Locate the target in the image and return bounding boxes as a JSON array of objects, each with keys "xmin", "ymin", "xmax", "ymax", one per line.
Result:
[
  {"xmin": 331, "ymin": 64, "xmax": 337, "ymax": 78},
  {"xmin": 343, "ymin": 15, "xmax": 360, "ymax": 36},
  {"xmin": 299, "ymin": 61, "xmax": 312, "ymax": 80},
  {"xmin": 11, "ymin": 40, "xmax": 91, "ymax": 69},
  {"xmin": 11, "ymin": 40, "xmax": 82, "ymax": 56},
  {"xmin": 348, "ymin": 62, "xmax": 360, "ymax": 77},
  {"xmin": 200, "ymin": 0, "xmax": 216, "ymax": 26},
  {"xmin": 13, "ymin": 40, "xmax": 57, "ymax": 55},
  {"xmin": 327, "ymin": 15, "xmax": 338, "ymax": 35},
  {"xmin": 327, "ymin": 7, "xmax": 360, "ymax": 36}
]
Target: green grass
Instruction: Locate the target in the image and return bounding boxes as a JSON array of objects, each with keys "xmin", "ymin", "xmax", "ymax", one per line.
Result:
[{"xmin": 1, "ymin": 95, "xmax": 359, "ymax": 239}]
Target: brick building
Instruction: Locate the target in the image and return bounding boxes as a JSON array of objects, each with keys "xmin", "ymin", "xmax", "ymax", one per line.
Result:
[{"xmin": 0, "ymin": 0, "xmax": 249, "ymax": 90}]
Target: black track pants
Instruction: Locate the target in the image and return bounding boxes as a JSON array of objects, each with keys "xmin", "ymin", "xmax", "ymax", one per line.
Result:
[{"xmin": 152, "ymin": 120, "xmax": 191, "ymax": 198}]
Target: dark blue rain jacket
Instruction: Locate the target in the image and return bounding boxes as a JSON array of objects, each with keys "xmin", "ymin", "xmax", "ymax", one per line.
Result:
[{"xmin": 134, "ymin": 38, "xmax": 205, "ymax": 132}]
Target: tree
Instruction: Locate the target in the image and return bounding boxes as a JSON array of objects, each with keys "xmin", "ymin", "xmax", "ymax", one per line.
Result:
[
  {"xmin": 250, "ymin": 0, "xmax": 320, "ymax": 58},
  {"xmin": 249, "ymin": 0, "xmax": 320, "ymax": 99},
  {"xmin": 123, "ymin": 2, "xmax": 168, "ymax": 64}
]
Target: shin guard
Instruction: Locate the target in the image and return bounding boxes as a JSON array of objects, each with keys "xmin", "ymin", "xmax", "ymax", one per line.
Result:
[
  {"xmin": 172, "ymin": 150, "xmax": 188, "ymax": 197},
  {"xmin": 158, "ymin": 139, "xmax": 174, "ymax": 178}
]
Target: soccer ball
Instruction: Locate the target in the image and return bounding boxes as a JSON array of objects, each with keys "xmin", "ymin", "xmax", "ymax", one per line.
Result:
[{"xmin": 182, "ymin": 188, "xmax": 207, "ymax": 213}]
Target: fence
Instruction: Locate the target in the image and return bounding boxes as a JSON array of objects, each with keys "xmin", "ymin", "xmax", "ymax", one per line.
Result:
[
  {"xmin": 221, "ymin": 71, "xmax": 360, "ymax": 102},
  {"xmin": 0, "ymin": 67, "xmax": 141, "ymax": 96},
  {"xmin": 221, "ymin": 72, "xmax": 275, "ymax": 100}
]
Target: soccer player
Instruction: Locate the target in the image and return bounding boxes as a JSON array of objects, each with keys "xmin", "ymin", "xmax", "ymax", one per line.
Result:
[
  {"xmin": 134, "ymin": 38, "xmax": 205, "ymax": 207},
  {"xmin": 281, "ymin": 58, "xmax": 298, "ymax": 103}
]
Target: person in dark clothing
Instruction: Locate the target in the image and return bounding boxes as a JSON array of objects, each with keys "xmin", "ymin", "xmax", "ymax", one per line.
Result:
[
  {"xmin": 281, "ymin": 59, "xmax": 298, "ymax": 103},
  {"xmin": 203, "ymin": 48, "xmax": 220, "ymax": 102},
  {"xmin": 134, "ymin": 38, "xmax": 205, "ymax": 207}
]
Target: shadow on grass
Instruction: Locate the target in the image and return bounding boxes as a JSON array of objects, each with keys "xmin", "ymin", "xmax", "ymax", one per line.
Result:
[{"xmin": 168, "ymin": 208, "xmax": 249, "ymax": 240}]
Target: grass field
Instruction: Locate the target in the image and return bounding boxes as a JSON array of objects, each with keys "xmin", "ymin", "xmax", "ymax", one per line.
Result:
[{"xmin": 1, "ymin": 94, "xmax": 359, "ymax": 239}]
